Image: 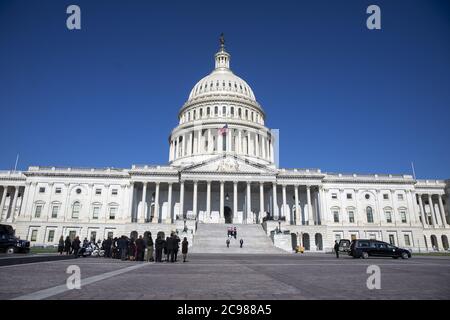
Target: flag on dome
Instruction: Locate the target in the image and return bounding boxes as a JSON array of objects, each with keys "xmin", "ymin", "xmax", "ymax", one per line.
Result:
[{"xmin": 219, "ymin": 124, "xmax": 228, "ymax": 135}]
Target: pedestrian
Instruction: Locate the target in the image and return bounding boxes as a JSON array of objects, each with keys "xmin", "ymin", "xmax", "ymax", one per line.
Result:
[
  {"xmin": 104, "ymin": 237, "xmax": 112, "ymax": 258},
  {"xmin": 155, "ymin": 235, "xmax": 164, "ymax": 262},
  {"xmin": 227, "ymin": 227, "xmax": 231, "ymax": 237},
  {"xmin": 128, "ymin": 239, "xmax": 136, "ymax": 261},
  {"xmin": 146, "ymin": 232, "xmax": 154, "ymax": 262},
  {"xmin": 174, "ymin": 234, "xmax": 180, "ymax": 262},
  {"xmin": 72, "ymin": 236, "xmax": 81, "ymax": 257},
  {"xmin": 334, "ymin": 240, "xmax": 340, "ymax": 258},
  {"xmin": 64, "ymin": 236, "xmax": 71, "ymax": 255},
  {"xmin": 226, "ymin": 238, "xmax": 230, "ymax": 248},
  {"xmin": 118, "ymin": 236, "xmax": 128, "ymax": 261},
  {"xmin": 234, "ymin": 227, "xmax": 237, "ymax": 239},
  {"xmin": 182, "ymin": 237, "xmax": 189, "ymax": 262},
  {"xmin": 240, "ymin": 238, "xmax": 243, "ymax": 248},
  {"xmin": 135, "ymin": 235, "xmax": 145, "ymax": 261},
  {"xmin": 167, "ymin": 234, "xmax": 175, "ymax": 263},
  {"xmin": 58, "ymin": 235, "xmax": 64, "ymax": 255},
  {"xmin": 165, "ymin": 236, "xmax": 171, "ymax": 262}
]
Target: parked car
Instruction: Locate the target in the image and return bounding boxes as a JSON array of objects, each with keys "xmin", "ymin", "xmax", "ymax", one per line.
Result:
[
  {"xmin": 0, "ymin": 224, "xmax": 30, "ymax": 254},
  {"xmin": 349, "ymin": 239, "xmax": 411, "ymax": 259}
]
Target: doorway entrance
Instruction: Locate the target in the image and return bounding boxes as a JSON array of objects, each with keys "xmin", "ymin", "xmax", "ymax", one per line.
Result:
[{"xmin": 224, "ymin": 206, "xmax": 233, "ymax": 224}]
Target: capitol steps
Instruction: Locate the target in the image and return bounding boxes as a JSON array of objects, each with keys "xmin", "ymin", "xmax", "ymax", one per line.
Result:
[{"xmin": 190, "ymin": 223, "xmax": 286, "ymax": 254}]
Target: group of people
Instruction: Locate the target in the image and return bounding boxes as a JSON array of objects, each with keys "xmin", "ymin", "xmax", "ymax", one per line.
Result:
[
  {"xmin": 226, "ymin": 226, "xmax": 244, "ymax": 248},
  {"xmin": 57, "ymin": 232, "xmax": 189, "ymax": 263}
]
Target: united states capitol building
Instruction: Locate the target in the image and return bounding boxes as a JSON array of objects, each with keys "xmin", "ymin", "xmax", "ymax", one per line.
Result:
[{"xmin": 1, "ymin": 39, "xmax": 449, "ymax": 253}]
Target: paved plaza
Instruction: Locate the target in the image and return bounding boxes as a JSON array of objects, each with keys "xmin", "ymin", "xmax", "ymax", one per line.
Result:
[{"xmin": 0, "ymin": 254, "xmax": 449, "ymax": 300}]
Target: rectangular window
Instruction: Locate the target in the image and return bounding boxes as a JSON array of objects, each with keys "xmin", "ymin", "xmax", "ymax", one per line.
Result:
[
  {"xmin": 47, "ymin": 230, "xmax": 55, "ymax": 242},
  {"xmin": 92, "ymin": 206, "xmax": 100, "ymax": 220},
  {"xmin": 398, "ymin": 194, "xmax": 404, "ymax": 201},
  {"xmin": 111, "ymin": 189, "xmax": 118, "ymax": 196},
  {"xmin": 95, "ymin": 189, "xmax": 102, "ymax": 195},
  {"xmin": 383, "ymin": 194, "xmax": 389, "ymax": 200},
  {"xmin": 51, "ymin": 205, "xmax": 59, "ymax": 218},
  {"xmin": 346, "ymin": 193, "xmax": 352, "ymax": 200},
  {"xmin": 369, "ymin": 233, "xmax": 377, "ymax": 240},
  {"xmin": 90, "ymin": 231, "xmax": 97, "ymax": 243},
  {"xmin": 348, "ymin": 211, "xmax": 355, "ymax": 223},
  {"xmin": 331, "ymin": 193, "xmax": 337, "ymax": 199},
  {"xmin": 386, "ymin": 211, "xmax": 392, "ymax": 223},
  {"xmin": 333, "ymin": 211, "xmax": 339, "ymax": 223},
  {"xmin": 55, "ymin": 188, "xmax": 62, "ymax": 194},
  {"xmin": 35, "ymin": 205, "xmax": 42, "ymax": 218},
  {"xmin": 39, "ymin": 187, "xmax": 45, "ymax": 193},
  {"xmin": 109, "ymin": 207, "xmax": 117, "ymax": 220},
  {"xmin": 30, "ymin": 230, "xmax": 38, "ymax": 242},
  {"xmin": 72, "ymin": 203, "xmax": 80, "ymax": 219},
  {"xmin": 389, "ymin": 234, "xmax": 396, "ymax": 246},
  {"xmin": 400, "ymin": 211, "xmax": 407, "ymax": 223},
  {"xmin": 404, "ymin": 235, "xmax": 411, "ymax": 246}
]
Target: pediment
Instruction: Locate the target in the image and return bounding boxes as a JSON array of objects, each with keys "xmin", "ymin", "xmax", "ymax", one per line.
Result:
[{"xmin": 181, "ymin": 155, "xmax": 276, "ymax": 175}]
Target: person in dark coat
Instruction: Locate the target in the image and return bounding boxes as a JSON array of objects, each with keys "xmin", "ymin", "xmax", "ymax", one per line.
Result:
[
  {"xmin": 226, "ymin": 238, "xmax": 230, "ymax": 248},
  {"xmin": 58, "ymin": 236, "xmax": 64, "ymax": 255},
  {"xmin": 167, "ymin": 234, "xmax": 175, "ymax": 263},
  {"xmin": 173, "ymin": 234, "xmax": 180, "ymax": 262},
  {"xmin": 118, "ymin": 236, "xmax": 128, "ymax": 261},
  {"xmin": 146, "ymin": 233, "xmax": 154, "ymax": 262},
  {"xmin": 165, "ymin": 236, "xmax": 171, "ymax": 262},
  {"xmin": 155, "ymin": 235, "xmax": 164, "ymax": 262},
  {"xmin": 135, "ymin": 235, "xmax": 145, "ymax": 261},
  {"xmin": 234, "ymin": 227, "xmax": 237, "ymax": 239},
  {"xmin": 239, "ymin": 238, "xmax": 243, "ymax": 248},
  {"xmin": 64, "ymin": 236, "xmax": 71, "ymax": 255},
  {"xmin": 182, "ymin": 237, "xmax": 189, "ymax": 262},
  {"xmin": 334, "ymin": 241, "xmax": 340, "ymax": 258},
  {"xmin": 72, "ymin": 236, "xmax": 81, "ymax": 257},
  {"xmin": 105, "ymin": 237, "xmax": 112, "ymax": 258}
]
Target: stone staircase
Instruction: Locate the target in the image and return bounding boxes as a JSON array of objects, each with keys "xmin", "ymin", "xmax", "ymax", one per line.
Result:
[{"xmin": 190, "ymin": 223, "xmax": 286, "ymax": 254}]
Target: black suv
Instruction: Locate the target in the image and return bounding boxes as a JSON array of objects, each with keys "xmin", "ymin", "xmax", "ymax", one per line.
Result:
[
  {"xmin": 349, "ymin": 239, "xmax": 411, "ymax": 259},
  {"xmin": 0, "ymin": 224, "xmax": 30, "ymax": 254}
]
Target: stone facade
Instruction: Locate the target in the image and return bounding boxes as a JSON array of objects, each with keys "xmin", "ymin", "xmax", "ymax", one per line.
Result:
[{"xmin": 1, "ymin": 40, "xmax": 449, "ymax": 253}]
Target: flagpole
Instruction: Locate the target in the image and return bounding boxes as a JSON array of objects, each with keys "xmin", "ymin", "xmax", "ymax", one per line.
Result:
[
  {"xmin": 411, "ymin": 161, "xmax": 416, "ymax": 180},
  {"xmin": 14, "ymin": 154, "xmax": 19, "ymax": 172}
]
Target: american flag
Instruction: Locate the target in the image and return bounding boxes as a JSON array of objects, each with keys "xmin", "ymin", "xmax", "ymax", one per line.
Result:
[{"xmin": 218, "ymin": 124, "xmax": 228, "ymax": 135}]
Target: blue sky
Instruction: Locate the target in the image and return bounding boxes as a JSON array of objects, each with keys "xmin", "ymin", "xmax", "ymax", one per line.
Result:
[{"xmin": 0, "ymin": 0, "xmax": 449, "ymax": 179}]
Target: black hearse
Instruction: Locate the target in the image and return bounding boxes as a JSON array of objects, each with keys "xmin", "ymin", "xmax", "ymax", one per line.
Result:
[
  {"xmin": 0, "ymin": 224, "xmax": 30, "ymax": 254},
  {"xmin": 349, "ymin": 239, "xmax": 411, "ymax": 259}
]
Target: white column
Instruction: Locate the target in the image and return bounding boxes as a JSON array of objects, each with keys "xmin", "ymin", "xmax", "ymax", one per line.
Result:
[
  {"xmin": 7, "ymin": 187, "xmax": 19, "ymax": 222},
  {"xmin": 262, "ymin": 136, "xmax": 266, "ymax": 159},
  {"xmin": 282, "ymin": 184, "xmax": 287, "ymax": 222},
  {"xmin": 318, "ymin": 186, "xmax": 324, "ymax": 225},
  {"xmin": 294, "ymin": 185, "xmax": 300, "ymax": 225},
  {"xmin": 63, "ymin": 183, "xmax": 70, "ymax": 221},
  {"xmin": 246, "ymin": 182, "xmax": 251, "ymax": 223},
  {"xmin": 206, "ymin": 181, "xmax": 211, "ymax": 219},
  {"xmin": 192, "ymin": 181, "xmax": 198, "ymax": 219},
  {"xmin": 140, "ymin": 183, "xmax": 147, "ymax": 223},
  {"xmin": 127, "ymin": 182, "xmax": 134, "ymax": 222},
  {"xmin": 19, "ymin": 183, "xmax": 30, "ymax": 219},
  {"xmin": 197, "ymin": 130, "xmax": 202, "ymax": 154},
  {"xmin": 272, "ymin": 183, "xmax": 278, "ymax": 219},
  {"xmin": 234, "ymin": 182, "xmax": 238, "ymax": 221},
  {"xmin": 0, "ymin": 186, "xmax": 8, "ymax": 221},
  {"xmin": 306, "ymin": 185, "xmax": 313, "ymax": 225},
  {"xmin": 179, "ymin": 181, "xmax": 185, "ymax": 219},
  {"xmin": 166, "ymin": 183, "xmax": 173, "ymax": 223},
  {"xmin": 255, "ymin": 134, "xmax": 260, "ymax": 157},
  {"xmin": 270, "ymin": 139, "xmax": 274, "ymax": 162},
  {"xmin": 438, "ymin": 195, "xmax": 447, "ymax": 228},
  {"xmin": 247, "ymin": 132, "xmax": 252, "ymax": 156},
  {"xmin": 153, "ymin": 182, "xmax": 160, "ymax": 223},
  {"xmin": 428, "ymin": 194, "xmax": 436, "ymax": 228},
  {"xmin": 238, "ymin": 130, "xmax": 242, "ymax": 154},
  {"xmin": 175, "ymin": 136, "xmax": 180, "ymax": 159},
  {"xmin": 220, "ymin": 181, "xmax": 224, "ymax": 219},
  {"xmin": 259, "ymin": 183, "xmax": 264, "ymax": 220},
  {"xmin": 207, "ymin": 130, "xmax": 212, "ymax": 153},
  {"xmin": 418, "ymin": 194, "xmax": 426, "ymax": 226}
]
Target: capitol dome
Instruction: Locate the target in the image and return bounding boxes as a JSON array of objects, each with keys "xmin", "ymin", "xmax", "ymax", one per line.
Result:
[{"xmin": 169, "ymin": 36, "xmax": 275, "ymax": 168}]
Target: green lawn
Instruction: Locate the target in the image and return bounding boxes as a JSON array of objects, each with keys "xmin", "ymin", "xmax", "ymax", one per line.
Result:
[
  {"xmin": 30, "ymin": 247, "xmax": 58, "ymax": 254},
  {"xmin": 413, "ymin": 252, "xmax": 450, "ymax": 256}
]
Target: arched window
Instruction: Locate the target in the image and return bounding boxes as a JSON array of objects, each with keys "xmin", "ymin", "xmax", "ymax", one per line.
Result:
[
  {"xmin": 72, "ymin": 201, "xmax": 81, "ymax": 219},
  {"xmin": 222, "ymin": 106, "xmax": 226, "ymax": 116},
  {"xmin": 366, "ymin": 206, "xmax": 374, "ymax": 223}
]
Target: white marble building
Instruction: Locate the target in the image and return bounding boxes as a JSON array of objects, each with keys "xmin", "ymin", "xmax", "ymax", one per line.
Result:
[{"xmin": 1, "ymin": 40, "xmax": 449, "ymax": 253}]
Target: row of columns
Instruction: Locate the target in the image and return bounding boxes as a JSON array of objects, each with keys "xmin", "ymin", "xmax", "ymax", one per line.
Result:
[
  {"xmin": 417, "ymin": 193, "xmax": 448, "ymax": 229},
  {"xmin": 169, "ymin": 128, "xmax": 274, "ymax": 162},
  {"xmin": 0, "ymin": 186, "xmax": 21, "ymax": 222},
  {"xmin": 135, "ymin": 181, "xmax": 319, "ymax": 225}
]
